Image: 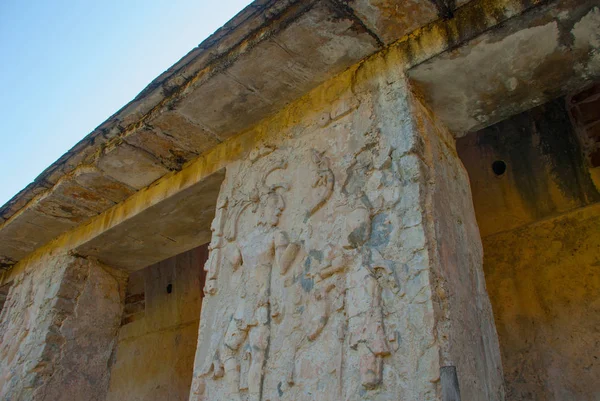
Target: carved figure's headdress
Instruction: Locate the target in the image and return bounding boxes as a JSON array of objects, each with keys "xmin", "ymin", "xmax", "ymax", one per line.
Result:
[{"xmin": 223, "ymin": 158, "xmax": 288, "ymax": 241}]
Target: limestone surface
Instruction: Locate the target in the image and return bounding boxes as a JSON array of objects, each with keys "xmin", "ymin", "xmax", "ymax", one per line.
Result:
[
  {"xmin": 189, "ymin": 50, "xmax": 504, "ymax": 400},
  {"xmin": 0, "ymin": 254, "xmax": 125, "ymax": 401}
]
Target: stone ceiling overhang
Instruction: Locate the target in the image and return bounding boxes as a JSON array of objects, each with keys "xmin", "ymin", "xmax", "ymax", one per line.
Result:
[
  {"xmin": 0, "ymin": 0, "xmax": 581, "ymax": 271},
  {"xmin": 0, "ymin": 0, "xmax": 451, "ymax": 269},
  {"xmin": 409, "ymin": 0, "xmax": 600, "ymax": 136}
]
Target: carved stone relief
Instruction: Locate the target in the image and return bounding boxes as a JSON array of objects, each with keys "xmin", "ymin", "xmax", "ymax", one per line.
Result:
[
  {"xmin": 194, "ymin": 122, "xmax": 414, "ymax": 401},
  {"xmin": 307, "ymin": 149, "xmax": 334, "ymax": 218}
]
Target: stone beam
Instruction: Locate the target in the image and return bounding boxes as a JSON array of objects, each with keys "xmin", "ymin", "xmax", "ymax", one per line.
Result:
[
  {"xmin": 408, "ymin": 0, "xmax": 600, "ymax": 135},
  {"xmin": 75, "ymin": 169, "xmax": 225, "ymax": 271},
  {"xmin": 0, "ymin": 162, "xmax": 225, "ymax": 281}
]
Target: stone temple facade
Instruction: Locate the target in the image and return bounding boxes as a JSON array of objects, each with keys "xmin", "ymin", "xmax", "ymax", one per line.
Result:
[{"xmin": 1, "ymin": 0, "xmax": 599, "ymax": 400}]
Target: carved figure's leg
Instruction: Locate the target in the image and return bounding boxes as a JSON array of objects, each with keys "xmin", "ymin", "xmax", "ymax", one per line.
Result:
[
  {"xmin": 221, "ymin": 318, "xmax": 248, "ymax": 400},
  {"xmin": 247, "ymin": 320, "xmax": 270, "ymax": 401},
  {"xmin": 359, "ymin": 344, "xmax": 383, "ymax": 389}
]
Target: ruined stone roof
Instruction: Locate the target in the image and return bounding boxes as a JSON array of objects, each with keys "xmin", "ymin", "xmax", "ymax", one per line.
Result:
[
  {"xmin": 5, "ymin": 0, "xmax": 595, "ymax": 270},
  {"xmin": 0, "ymin": 0, "xmax": 454, "ymax": 269}
]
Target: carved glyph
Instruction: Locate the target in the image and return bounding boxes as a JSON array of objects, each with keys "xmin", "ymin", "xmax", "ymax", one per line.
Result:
[{"xmin": 307, "ymin": 149, "xmax": 334, "ymax": 218}]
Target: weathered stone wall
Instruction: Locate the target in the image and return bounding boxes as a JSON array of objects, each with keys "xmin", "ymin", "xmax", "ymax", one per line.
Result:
[
  {"xmin": 458, "ymin": 94, "xmax": 600, "ymax": 400},
  {"xmin": 189, "ymin": 48, "xmax": 503, "ymax": 400},
  {"xmin": 0, "ymin": 253, "xmax": 125, "ymax": 401},
  {"xmin": 457, "ymin": 97, "xmax": 600, "ymax": 238},
  {"xmin": 483, "ymin": 204, "xmax": 600, "ymax": 400},
  {"xmin": 106, "ymin": 245, "xmax": 207, "ymax": 401},
  {"xmin": 415, "ymin": 100, "xmax": 505, "ymax": 400}
]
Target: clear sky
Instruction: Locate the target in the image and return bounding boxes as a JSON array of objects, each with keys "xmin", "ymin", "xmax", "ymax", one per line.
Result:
[{"xmin": 0, "ymin": 0, "xmax": 251, "ymax": 206}]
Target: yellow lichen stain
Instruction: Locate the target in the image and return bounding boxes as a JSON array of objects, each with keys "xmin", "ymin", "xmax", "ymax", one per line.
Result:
[
  {"xmin": 483, "ymin": 202, "xmax": 600, "ymax": 399},
  {"xmin": 591, "ymin": 166, "xmax": 600, "ymax": 192}
]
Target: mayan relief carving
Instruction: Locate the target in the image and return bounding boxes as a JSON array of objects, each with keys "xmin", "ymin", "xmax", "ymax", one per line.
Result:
[
  {"xmin": 198, "ymin": 155, "xmax": 302, "ymax": 401},
  {"xmin": 350, "ymin": 273, "xmax": 390, "ymax": 389},
  {"xmin": 307, "ymin": 149, "xmax": 334, "ymax": 218},
  {"xmin": 191, "ymin": 119, "xmax": 422, "ymax": 400},
  {"xmin": 192, "ymin": 79, "xmax": 450, "ymax": 401}
]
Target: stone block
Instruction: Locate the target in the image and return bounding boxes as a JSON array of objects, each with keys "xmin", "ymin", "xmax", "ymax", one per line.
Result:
[
  {"xmin": 97, "ymin": 143, "xmax": 170, "ymax": 190},
  {"xmin": 125, "ymin": 128, "xmax": 199, "ymax": 171},
  {"xmin": 148, "ymin": 111, "xmax": 221, "ymax": 154},
  {"xmin": 225, "ymin": 39, "xmax": 314, "ymax": 107},
  {"xmin": 72, "ymin": 167, "xmax": 136, "ymax": 204},
  {"xmin": 0, "ymin": 208, "xmax": 77, "ymax": 262},
  {"xmin": 45, "ymin": 177, "xmax": 116, "ymax": 215},
  {"xmin": 177, "ymin": 72, "xmax": 273, "ymax": 140},
  {"xmin": 0, "ymin": 238, "xmax": 33, "ymax": 262},
  {"xmin": 346, "ymin": 0, "xmax": 439, "ymax": 45},
  {"xmin": 275, "ymin": 1, "xmax": 379, "ymax": 71},
  {"xmin": 0, "ymin": 183, "xmax": 47, "ymax": 221},
  {"xmin": 178, "ymin": 2, "xmax": 379, "ymax": 141},
  {"xmin": 0, "ymin": 254, "xmax": 125, "ymax": 400}
]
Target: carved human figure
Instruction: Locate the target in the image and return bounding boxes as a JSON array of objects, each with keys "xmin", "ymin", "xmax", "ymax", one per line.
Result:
[
  {"xmin": 352, "ymin": 272, "xmax": 390, "ymax": 389},
  {"xmin": 204, "ymin": 197, "xmax": 248, "ymax": 297},
  {"xmin": 220, "ymin": 190, "xmax": 298, "ymax": 401}
]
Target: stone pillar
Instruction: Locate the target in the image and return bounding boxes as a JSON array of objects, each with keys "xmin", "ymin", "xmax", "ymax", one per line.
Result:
[
  {"xmin": 0, "ymin": 253, "xmax": 126, "ymax": 401},
  {"xmin": 410, "ymin": 97, "xmax": 506, "ymax": 401},
  {"xmin": 189, "ymin": 52, "xmax": 504, "ymax": 400}
]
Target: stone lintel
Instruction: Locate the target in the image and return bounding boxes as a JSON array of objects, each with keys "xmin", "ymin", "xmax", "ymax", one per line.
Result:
[{"xmin": 74, "ymin": 169, "xmax": 225, "ymax": 271}]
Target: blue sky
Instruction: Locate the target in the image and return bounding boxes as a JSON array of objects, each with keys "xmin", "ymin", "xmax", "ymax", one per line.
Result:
[{"xmin": 0, "ymin": 0, "xmax": 251, "ymax": 206}]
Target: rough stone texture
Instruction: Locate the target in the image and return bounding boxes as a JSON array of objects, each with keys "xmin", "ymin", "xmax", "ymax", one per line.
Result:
[
  {"xmin": 0, "ymin": 169, "xmax": 131, "ymax": 263},
  {"xmin": 414, "ymin": 99, "xmax": 505, "ymax": 401},
  {"xmin": 189, "ymin": 50, "xmax": 503, "ymax": 400},
  {"xmin": 0, "ymin": 253, "xmax": 126, "ymax": 401},
  {"xmin": 409, "ymin": 0, "xmax": 600, "ymax": 136},
  {"xmin": 106, "ymin": 245, "xmax": 207, "ymax": 401},
  {"xmin": 483, "ymin": 203, "xmax": 600, "ymax": 400},
  {"xmin": 0, "ymin": 167, "xmax": 136, "ymax": 266},
  {"xmin": 120, "ymin": 270, "xmax": 145, "ymax": 326},
  {"xmin": 344, "ymin": 0, "xmax": 440, "ymax": 44},
  {"xmin": 97, "ymin": 143, "xmax": 171, "ymax": 190},
  {"xmin": 0, "ymin": 282, "xmax": 10, "ymax": 315},
  {"xmin": 457, "ymin": 97, "xmax": 600, "ymax": 237},
  {"xmin": 71, "ymin": 167, "xmax": 136, "ymax": 204},
  {"xmin": 458, "ymin": 92, "xmax": 600, "ymax": 400}
]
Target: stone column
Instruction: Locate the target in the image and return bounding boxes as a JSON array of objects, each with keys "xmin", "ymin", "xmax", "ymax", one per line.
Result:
[
  {"xmin": 189, "ymin": 51, "xmax": 504, "ymax": 401},
  {"xmin": 409, "ymin": 96, "xmax": 506, "ymax": 401},
  {"xmin": 0, "ymin": 253, "xmax": 126, "ymax": 401}
]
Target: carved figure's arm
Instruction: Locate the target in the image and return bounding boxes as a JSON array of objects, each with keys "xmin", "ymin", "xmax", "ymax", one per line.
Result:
[
  {"xmin": 275, "ymin": 231, "xmax": 300, "ymax": 275},
  {"xmin": 226, "ymin": 243, "xmax": 243, "ymax": 271}
]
